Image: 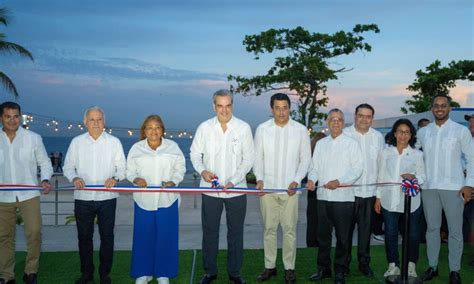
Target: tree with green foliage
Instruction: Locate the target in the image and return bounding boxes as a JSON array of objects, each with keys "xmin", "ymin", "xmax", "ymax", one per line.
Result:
[
  {"xmin": 228, "ymin": 24, "xmax": 380, "ymax": 129},
  {"xmin": 0, "ymin": 7, "xmax": 33, "ymax": 97},
  {"xmin": 401, "ymin": 60, "xmax": 473, "ymax": 114}
]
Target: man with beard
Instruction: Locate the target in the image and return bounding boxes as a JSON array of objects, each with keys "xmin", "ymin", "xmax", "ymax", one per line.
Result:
[{"xmin": 418, "ymin": 95, "xmax": 474, "ymax": 284}]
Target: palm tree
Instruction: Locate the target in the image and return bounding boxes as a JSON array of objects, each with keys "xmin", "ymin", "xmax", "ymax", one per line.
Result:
[{"xmin": 0, "ymin": 7, "xmax": 33, "ymax": 97}]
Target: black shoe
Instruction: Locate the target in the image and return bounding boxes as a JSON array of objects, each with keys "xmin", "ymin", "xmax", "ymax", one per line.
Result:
[
  {"xmin": 100, "ymin": 276, "xmax": 112, "ymax": 284},
  {"xmin": 358, "ymin": 264, "xmax": 374, "ymax": 277},
  {"xmin": 309, "ymin": 268, "xmax": 331, "ymax": 281},
  {"xmin": 229, "ymin": 275, "xmax": 246, "ymax": 284},
  {"xmin": 199, "ymin": 274, "xmax": 217, "ymax": 284},
  {"xmin": 22, "ymin": 274, "xmax": 37, "ymax": 284},
  {"xmin": 449, "ymin": 271, "xmax": 461, "ymax": 284},
  {"xmin": 257, "ymin": 268, "xmax": 277, "ymax": 282},
  {"xmin": 75, "ymin": 275, "xmax": 94, "ymax": 284},
  {"xmin": 420, "ymin": 267, "xmax": 439, "ymax": 281},
  {"xmin": 284, "ymin": 270, "xmax": 296, "ymax": 284},
  {"xmin": 334, "ymin": 273, "xmax": 345, "ymax": 284}
]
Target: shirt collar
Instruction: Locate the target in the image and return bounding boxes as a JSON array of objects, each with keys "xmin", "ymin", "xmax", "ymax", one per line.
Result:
[
  {"xmin": 433, "ymin": 118, "xmax": 452, "ymax": 129},
  {"xmin": 212, "ymin": 116, "xmax": 235, "ymax": 129},
  {"xmin": 86, "ymin": 131, "xmax": 106, "ymax": 142}
]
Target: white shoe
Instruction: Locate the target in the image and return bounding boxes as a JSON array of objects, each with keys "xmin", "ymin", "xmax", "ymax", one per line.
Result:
[
  {"xmin": 135, "ymin": 276, "xmax": 152, "ymax": 284},
  {"xmin": 384, "ymin": 263, "xmax": 400, "ymax": 277},
  {"xmin": 408, "ymin": 262, "xmax": 417, "ymax": 277},
  {"xmin": 157, "ymin": 277, "xmax": 170, "ymax": 284},
  {"xmin": 373, "ymin": 234, "xmax": 385, "ymax": 242}
]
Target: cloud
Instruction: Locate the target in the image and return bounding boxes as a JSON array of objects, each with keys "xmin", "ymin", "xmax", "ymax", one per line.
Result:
[
  {"xmin": 2, "ymin": 47, "xmax": 227, "ymax": 83},
  {"xmin": 449, "ymin": 81, "xmax": 474, "ymax": 107}
]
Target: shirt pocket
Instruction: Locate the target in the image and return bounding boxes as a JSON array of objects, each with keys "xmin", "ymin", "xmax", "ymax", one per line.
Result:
[
  {"xmin": 231, "ymin": 139, "xmax": 242, "ymax": 156},
  {"xmin": 442, "ymin": 138, "xmax": 457, "ymax": 151},
  {"xmin": 19, "ymin": 148, "xmax": 32, "ymax": 162},
  {"xmin": 368, "ymin": 145, "xmax": 379, "ymax": 159}
]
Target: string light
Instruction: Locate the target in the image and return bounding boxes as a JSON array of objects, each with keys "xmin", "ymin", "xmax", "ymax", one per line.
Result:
[{"xmin": 21, "ymin": 112, "xmax": 194, "ymax": 139}]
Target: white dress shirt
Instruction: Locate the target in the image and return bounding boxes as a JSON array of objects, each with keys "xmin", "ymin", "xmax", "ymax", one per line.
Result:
[
  {"xmin": 344, "ymin": 125, "xmax": 384, "ymax": 197},
  {"xmin": 64, "ymin": 132, "xmax": 126, "ymax": 201},
  {"xmin": 376, "ymin": 146, "xmax": 426, "ymax": 213},
  {"xmin": 308, "ymin": 133, "xmax": 363, "ymax": 202},
  {"xmin": 253, "ymin": 119, "xmax": 311, "ymax": 194},
  {"xmin": 127, "ymin": 138, "xmax": 185, "ymax": 211},
  {"xmin": 190, "ymin": 116, "xmax": 255, "ymax": 198},
  {"xmin": 416, "ymin": 119, "xmax": 474, "ymax": 190},
  {"xmin": 0, "ymin": 127, "xmax": 53, "ymax": 202}
]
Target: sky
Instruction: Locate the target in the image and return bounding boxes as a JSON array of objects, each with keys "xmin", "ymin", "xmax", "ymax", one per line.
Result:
[{"xmin": 0, "ymin": 0, "xmax": 473, "ymax": 135}]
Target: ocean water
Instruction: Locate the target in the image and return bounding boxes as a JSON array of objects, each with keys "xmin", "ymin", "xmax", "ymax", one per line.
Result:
[{"xmin": 42, "ymin": 136, "xmax": 195, "ymax": 174}]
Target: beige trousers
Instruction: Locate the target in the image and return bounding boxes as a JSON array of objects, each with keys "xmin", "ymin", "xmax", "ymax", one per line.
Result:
[
  {"xmin": 0, "ymin": 197, "xmax": 42, "ymax": 280},
  {"xmin": 260, "ymin": 194, "xmax": 299, "ymax": 270}
]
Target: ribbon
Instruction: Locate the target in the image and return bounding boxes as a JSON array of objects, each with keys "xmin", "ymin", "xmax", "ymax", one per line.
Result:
[
  {"xmin": 210, "ymin": 176, "xmax": 220, "ymax": 188},
  {"xmin": 0, "ymin": 182, "xmax": 402, "ymax": 193},
  {"xmin": 401, "ymin": 178, "xmax": 420, "ymax": 197}
]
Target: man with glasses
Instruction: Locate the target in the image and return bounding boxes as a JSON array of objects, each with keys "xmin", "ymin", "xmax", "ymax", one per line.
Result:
[
  {"xmin": 306, "ymin": 109, "xmax": 363, "ymax": 284},
  {"xmin": 417, "ymin": 95, "xmax": 473, "ymax": 284}
]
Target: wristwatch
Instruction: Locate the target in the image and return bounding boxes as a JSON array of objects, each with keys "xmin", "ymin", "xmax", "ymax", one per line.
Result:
[{"xmin": 112, "ymin": 176, "xmax": 120, "ymax": 183}]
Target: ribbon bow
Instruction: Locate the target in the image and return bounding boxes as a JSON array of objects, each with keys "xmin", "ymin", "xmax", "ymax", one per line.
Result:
[
  {"xmin": 401, "ymin": 178, "xmax": 420, "ymax": 197},
  {"xmin": 211, "ymin": 176, "xmax": 220, "ymax": 189}
]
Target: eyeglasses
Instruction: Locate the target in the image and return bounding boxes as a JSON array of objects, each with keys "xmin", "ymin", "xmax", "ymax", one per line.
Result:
[
  {"xmin": 432, "ymin": 104, "xmax": 449, "ymax": 109},
  {"xmin": 395, "ymin": 130, "xmax": 411, "ymax": 136}
]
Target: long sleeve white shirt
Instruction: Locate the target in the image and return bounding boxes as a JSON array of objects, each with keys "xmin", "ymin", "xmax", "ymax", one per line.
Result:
[
  {"xmin": 190, "ymin": 116, "xmax": 255, "ymax": 198},
  {"xmin": 343, "ymin": 125, "xmax": 384, "ymax": 197},
  {"xmin": 376, "ymin": 146, "xmax": 426, "ymax": 213},
  {"xmin": 253, "ymin": 119, "xmax": 311, "ymax": 194},
  {"xmin": 416, "ymin": 119, "xmax": 474, "ymax": 190},
  {"xmin": 0, "ymin": 127, "xmax": 53, "ymax": 202},
  {"xmin": 63, "ymin": 132, "xmax": 126, "ymax": 201},
  {"xmin": 308, "ymin": 133, "xmax": 363, "ymax": 202},
  {"xmin": 126, "ymin": 138, "xmax": 185, "ymax": 211}
]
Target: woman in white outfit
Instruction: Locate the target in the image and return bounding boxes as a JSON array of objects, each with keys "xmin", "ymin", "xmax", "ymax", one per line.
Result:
[
  {"xmin": 375, "ymin": 119, "xmax": 426, "ymax": 278},
  {"xmin": 127, "ymin": 115, "xmax": 186, "ymax": 284}
]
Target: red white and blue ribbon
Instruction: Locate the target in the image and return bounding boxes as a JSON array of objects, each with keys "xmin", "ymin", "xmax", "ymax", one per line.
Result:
[
  {"xmin": 401, "ymin": 178, "xmax": 421, "ymax": 197},
  {"xmin": 0, "ymin": 182, "xmax": 401, "ymax": 193}
]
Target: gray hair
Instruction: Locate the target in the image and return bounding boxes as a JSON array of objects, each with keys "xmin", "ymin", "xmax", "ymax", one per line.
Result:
[
  {"xmin": 212, "ymin": 89, "xmax": 233, "ymax": 104},
  {"xmin": 83, "ymin": 106, "xmax": 106, "ymax": 123},
  {"xmin": 327, "ymin": 108, "xmax": 344, "ymax": 121}
]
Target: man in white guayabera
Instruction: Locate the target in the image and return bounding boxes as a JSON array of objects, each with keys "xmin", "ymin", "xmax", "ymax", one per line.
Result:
[
  {"xmin": 64, "ymin": 106, "xmax": 126, "ymax": 284},
  {"xmin": 190, "ymin": 89, "xmax": 254, "ymax": 284},
  {"xmin": 417, "ymin": 94, "xmax": 474, "ymax": 284},
  {"xmin": 306, "ymin": 108, "xmax": 363, "ymax": 284},
  {"xmin": 0, "ymin": 101, "xmax": 53, "ymax": 284},
  {"xmin": 253, "ymin": 93, "xmax": 311, "ymax": 284}
]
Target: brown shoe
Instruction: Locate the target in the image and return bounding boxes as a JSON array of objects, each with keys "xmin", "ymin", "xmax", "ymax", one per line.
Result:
[
  {"xmin": 285, "ymin": 270, "xmax": 296, "ymax": 284},
  {"xmin": 257, "ymin": 268, "xmax": 277, "ymax": 282}
]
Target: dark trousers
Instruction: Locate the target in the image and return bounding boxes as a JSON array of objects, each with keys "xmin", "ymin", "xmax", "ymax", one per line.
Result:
[
  {"xmin": 317, "ymin": 200, "xmax": 353, "ymax": 274},
  {"xmin": 306, "ymin": 189, "xmax": 318, "ymax": 247},
  {"xmin": 75, "ymin": 198, "xmax": 117, "ymax": 278},
  {"xmin": 348, "ymin": 196, "xmax": 374, "ymax": 266},
  {"xmin": 382, "ymin": 206, "xmax": 422, "ymax": 265},
  {"xmin": 202, "ymin": 194, "xmax": 246, "ymax": 277},
  {"xmin": 372, "ymin": 206, "xmax": 384, "ymax": 235}
]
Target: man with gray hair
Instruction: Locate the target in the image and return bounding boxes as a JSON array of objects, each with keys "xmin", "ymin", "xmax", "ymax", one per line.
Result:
[
  {"xmin": 191, "ymin": 89, "xmax": 255, "ymax": 284},
  {"xmin": 306, "ymin": 109, "xmax": 363, "ymax": 284},
  {"xmin": 64, "ymin": 106, "xmax": 126, "ymax": 284}
]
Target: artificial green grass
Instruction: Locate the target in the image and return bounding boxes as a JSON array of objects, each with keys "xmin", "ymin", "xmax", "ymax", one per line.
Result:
[{"xmin": 12, "ymin": 245, "xmax": 473, "ymax": 283}]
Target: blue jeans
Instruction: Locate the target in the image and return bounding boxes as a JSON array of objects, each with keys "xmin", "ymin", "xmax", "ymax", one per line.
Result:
[{"xmin": 381, "ymin": 206, "xmax": 422, "ymax": 265}]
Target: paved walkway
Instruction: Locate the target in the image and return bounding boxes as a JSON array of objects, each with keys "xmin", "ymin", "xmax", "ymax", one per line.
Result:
[{"xmin": 15, "ymin": 176, "xmax": 383, "ymax": 251}]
